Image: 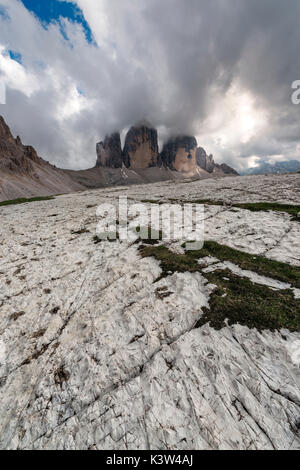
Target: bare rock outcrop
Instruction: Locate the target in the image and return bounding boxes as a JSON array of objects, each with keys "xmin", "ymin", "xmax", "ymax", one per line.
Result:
[
  {"xmin": 0, "ymin": 116, "xmax": 40, "ymax": 175},
  {"xmin": 96, "ymin": 132, "xmax": 122, "ymax": 169},
  {"xmin": 23, "ymin": 144, "xmax": 40, "ymax": 164},
  {"xmin": 93, "ymin": 124, "xmax": 238, "ymax": 178},
  {"xmin": 123, "ymin": 122, "xmax": 159, "ymax": 169},
  {"xmin": 196, "ymin": 147, "xmax": 215, "ymax": 173},
  {"xmin": 0, "ymin": 115, "xmax": 83, "ymax": 201},
  {"xmin": 197, "ymin": 146, "xmax": 239, "ymax": 176},
  {"xmin": 0, "ymin": 174, "xmax": 299, "ymax": 449},
  {"xmin": 216, "ymin": 162, "xmax": 239, "ymax": 175},
  {"xmin": 161, "ymin": 136, "xmax": 198, "ymax": 174}
]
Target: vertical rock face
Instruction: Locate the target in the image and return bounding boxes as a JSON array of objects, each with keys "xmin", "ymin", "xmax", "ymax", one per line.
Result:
[
  {"xmin": 96, "ymin": 132, "xmax": 122, "ymax": 169},
  {"xmin": 196, "ymin": 147, "xmax": 215, "ymax": 173},
  {"xmin": 123, "ymin": 123, "xmax": 159, "ymax": 169},
  {"xmin": 161, "ymin": 136, "xmax": 198, "ymax": 174},
  {"xmin": 196, "ymin": 147, "xmax": 207, "ymax": 170},
  {"xmin": 93, "ymin": 125, "xmax": 239, "ymax": 177}
]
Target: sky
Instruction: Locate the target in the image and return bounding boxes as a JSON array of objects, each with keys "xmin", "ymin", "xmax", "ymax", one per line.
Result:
[{"xmin": 0, "ymin": 0, "xmax": 300, "ymax": 171}]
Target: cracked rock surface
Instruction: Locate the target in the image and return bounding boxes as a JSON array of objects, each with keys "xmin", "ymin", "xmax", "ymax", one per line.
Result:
[{"xmin": 0, "ymin": 174, "xmax": 299, "ymax": 450}]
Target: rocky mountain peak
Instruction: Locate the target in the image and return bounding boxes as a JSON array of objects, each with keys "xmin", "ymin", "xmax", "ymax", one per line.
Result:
[
  {"xmin": 196, "ymin": 147, "xmax": 215, "ymax": 173},
  {"xmin": 0, "ymin": 115, "xmax": 38, "ymax": 174},
  {"xmin": 23, "ymin": 145, "xmax": 40, "ymax": 164},
  {"xmin": 0, "ymin": 114, "xmax": 83, "ymax": 201},
  {"xmin": 197, "ymin": 146, "xmax": 238, "ymax": 175},
  {"xmin": 217, "ymin": 162, "xmax": 239, "ymax": 175},
  {"xmin": 161, "ymin": 135, "xmax": 198, "ymax": 174},
  {"xmin": 94, "ymin": 124, "xmax": 238, "ymax": 177},
  {"xmin": 123, "ymin": 123, "xmax": 159, "ymax": 169},
  {"xmin": 96, "ymin": 132, "xmax": 122, "ymax": 168},
  {"xmin": 0, "ymin": 115, "xmax": 15, "ymax": 143}
]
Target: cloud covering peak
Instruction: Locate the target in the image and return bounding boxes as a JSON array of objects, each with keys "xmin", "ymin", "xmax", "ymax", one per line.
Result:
[{"xmin": 0, "ymin": 0, "xmax": 300, "ymax": 170}]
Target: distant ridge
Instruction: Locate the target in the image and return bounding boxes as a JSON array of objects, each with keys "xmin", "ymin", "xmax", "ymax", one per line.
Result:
[
  {"xmin": 242, "ymin": 160, "xmax": 300, "ymax": 175},
  {"xmin": 0, "ymin": 115, "xmax": 83, "ymax": 201}
]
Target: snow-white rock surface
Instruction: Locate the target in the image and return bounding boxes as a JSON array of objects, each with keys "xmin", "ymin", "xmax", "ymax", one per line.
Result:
[{"xmin": 0, "ymin": 174, "xmax": 299, "ymax": 450}]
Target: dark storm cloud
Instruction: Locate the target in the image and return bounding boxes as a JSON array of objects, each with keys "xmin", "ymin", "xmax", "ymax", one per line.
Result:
[{"xmin": 0, "ymin": 0, "xmax": 300, "ymax": 170}]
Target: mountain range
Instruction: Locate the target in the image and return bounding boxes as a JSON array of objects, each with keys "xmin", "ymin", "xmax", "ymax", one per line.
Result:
[
  {"xmin": 242, "ymin": 160, "xmax": 300, "ymax": 175},
  {"xmin": 0, "ymin": 116, "xmax": 238, "ymax": 201}
]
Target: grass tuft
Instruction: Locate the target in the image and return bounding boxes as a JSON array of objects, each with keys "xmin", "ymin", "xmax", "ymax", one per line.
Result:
[
  {"xmin": 196, "ymin": 269, "xmax": 300, "ymax": 332},
  {"xmin": 141, "ymin": 241, "xmax": 300, "ymax": 288},
  {"xmin": 186, "ymin": 240, "xmax": 300, "ymax": 288},
  {"xmin": 0, "ymin": 196, "xmax": 55, "ymax": 207},
  {"xmin": 172, "ymin": 199, "xmax": 300, "ymax": 221},
  {"xmin": 233, "ymin": 202, "xmax": 300, "ymax": 221},
  {"xmin": 139, "ymin": 242, "xmax": 300, "ymax": 332}
]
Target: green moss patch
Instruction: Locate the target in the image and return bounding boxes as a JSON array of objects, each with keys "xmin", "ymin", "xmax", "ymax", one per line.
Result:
[
  {"xmin": 134, "ymin": 226, "xmax": 163, "ymax": 245},
  {"xmin": 141, "ymin": 241, "xmax": 300, "ymax": 288},
  {"xmin": 139, "ymin": 244, "xmax": 199, "ymax": 279},
  {"xmin": 187, "ymin": 240, "xmax": 300, "ymax": 288},
  {"xmin": 172, "ymin": 199, "xmax": 300, "ymax": 221},
  {"xmin": 233, "ymin": 202, "xmax": 300, "ymax": 221},
  {"xmin": 139, "ymin": 243, "xmax": 300, "ymax": 332},
  {"xmin": 196, "ymin": 269, "xmax": 300, "ymax": 332},
  {"xmin": 0, "ymin": 196, "xmax": 55, "ymax": 207}
]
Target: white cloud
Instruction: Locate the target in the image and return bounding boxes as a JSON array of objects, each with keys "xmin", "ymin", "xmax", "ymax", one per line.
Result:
[
  {"xmin": 0, "ymin": 45, "xmax": 40, "ymax": 96},
  {"xmin": 246, "ymin": 156, "xmax": 261, "ymax": 169},
  {"xmin": 0, "ymin": 0, "xmax": 300, "ymax": 171},
  {"xmin": 195, "ymin": 82, "xmax": 269, "ymax": 169}
]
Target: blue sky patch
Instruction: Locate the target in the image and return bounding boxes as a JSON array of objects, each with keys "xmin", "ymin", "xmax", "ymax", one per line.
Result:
[
  {"xmin": 21, "ymin": 0, "xmax": 94, "ymax": 44},
  {"xmin": 8, "ymin": 50, "xmax": 23, "ymax": 64}
]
